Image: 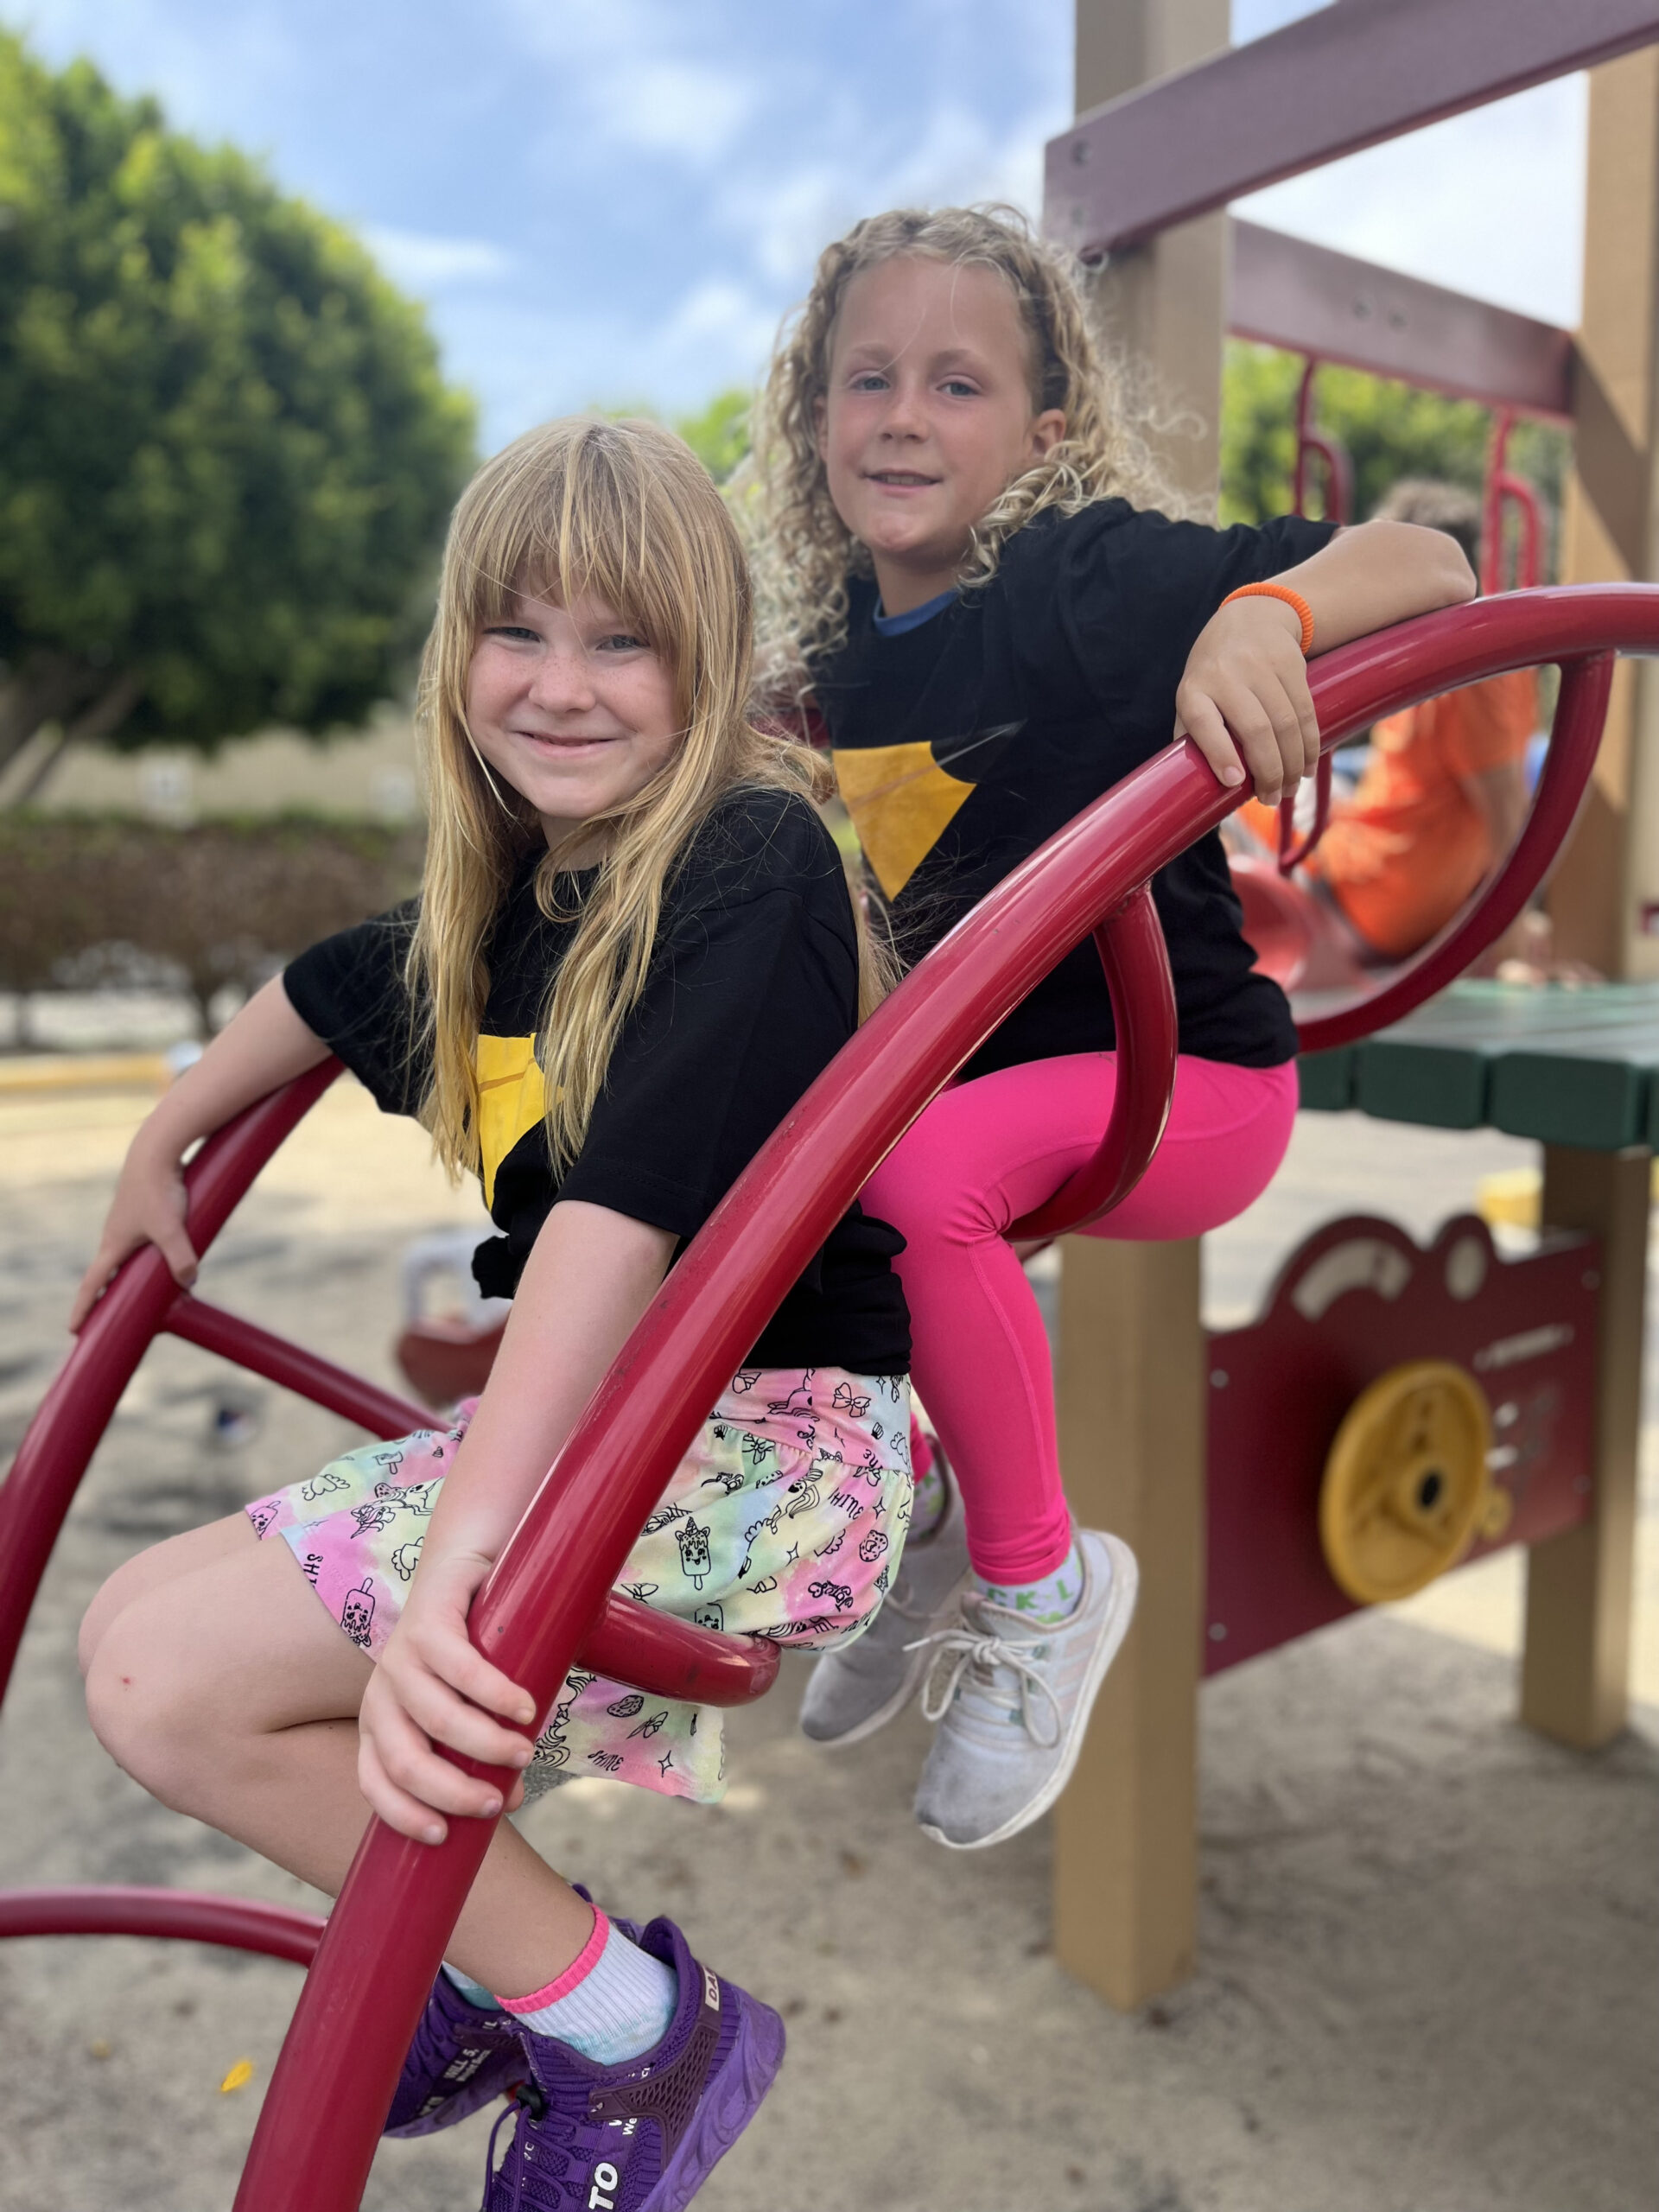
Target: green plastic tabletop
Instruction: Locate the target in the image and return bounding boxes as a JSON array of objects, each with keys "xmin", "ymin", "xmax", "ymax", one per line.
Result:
[{"xmin": 1297, "ymin": 980, "xmax": 1659, "ymax": 1150}]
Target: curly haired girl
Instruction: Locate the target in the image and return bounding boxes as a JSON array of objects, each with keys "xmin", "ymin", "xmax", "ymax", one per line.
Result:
[{"xmin": 749, "ymin": 205, "xmax": 1473, "ymax": 1852}]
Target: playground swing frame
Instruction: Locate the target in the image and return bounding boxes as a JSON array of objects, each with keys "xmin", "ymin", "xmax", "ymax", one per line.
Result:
[{"xmin": 2, "ymin": 588, "xmax": 1658, "ymax": 2208}]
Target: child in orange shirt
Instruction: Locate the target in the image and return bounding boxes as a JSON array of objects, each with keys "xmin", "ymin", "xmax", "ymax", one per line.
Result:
[{"xmin": 1248, "ymin": 481, "xmax": 1534, "ymax": 958}]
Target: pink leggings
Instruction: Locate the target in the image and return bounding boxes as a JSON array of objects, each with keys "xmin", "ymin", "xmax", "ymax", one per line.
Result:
[{"xmin": 868, "ymin": 1054, "xmax": 1299, "ymax": 1584}]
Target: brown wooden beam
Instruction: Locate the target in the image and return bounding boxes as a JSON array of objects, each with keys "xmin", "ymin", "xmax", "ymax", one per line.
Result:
[
  {"xmin": 1230, "ymin": 221, "xmax": 1573, "ymax": 419},
  {"xmin": 1047, "ymin": 0, "xmax": 1659, "ymax": 260}
]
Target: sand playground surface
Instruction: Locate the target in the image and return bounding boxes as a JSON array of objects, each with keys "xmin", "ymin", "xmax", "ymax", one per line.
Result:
[{"xmin": 1, "ymin": 1072, "xmax": 1655, "ymax": 2211}]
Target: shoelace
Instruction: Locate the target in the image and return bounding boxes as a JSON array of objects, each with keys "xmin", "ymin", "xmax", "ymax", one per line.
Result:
[
  {"xmin": 479, "ymin": 2082, "xmax": 576, "ymax": 2212},
  {"xmin": 910, "ymin": 1604, "xmax": 1064, "ymax": 1750}
]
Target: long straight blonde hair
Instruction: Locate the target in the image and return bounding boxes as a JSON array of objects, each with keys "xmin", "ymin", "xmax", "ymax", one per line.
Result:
[
  {"xmin": 412, "ymin": 415, "xmax": 865, "ymax": 1181},
  {"xmin": 746, "ymin": 203, "xmax": 1175, "ymax": 702}
]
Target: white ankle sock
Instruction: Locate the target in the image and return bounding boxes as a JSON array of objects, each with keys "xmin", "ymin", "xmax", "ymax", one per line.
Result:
[
  {"xmin": 441, "ymin": 1962, "xmax": 497, "ymax": 2009},
  {"xmin": 978, "ymin": 1538, "xmax": 1090, "ymax": 1625},
  {"xmin": 499, "ymin": 1911, "xmax": 677, "ymax": 2064}
]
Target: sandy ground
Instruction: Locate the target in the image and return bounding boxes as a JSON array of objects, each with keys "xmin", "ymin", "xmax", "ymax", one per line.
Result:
[{"xmin": 1, "ymin": 1075, "xmax": 1655, "ymax": 2212}]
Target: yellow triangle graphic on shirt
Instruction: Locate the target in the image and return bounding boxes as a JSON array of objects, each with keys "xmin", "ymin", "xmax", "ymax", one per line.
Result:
[
  {"xmin": 832, "ymin": 742, "xmax": 976, "ymax": 900},
  {"xmin": 474, "ymin": 1033, "xmax": 546, "ymax": 1209}
]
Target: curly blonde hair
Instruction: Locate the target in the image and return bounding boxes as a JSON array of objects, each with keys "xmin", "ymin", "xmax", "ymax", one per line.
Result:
[{"xmin": 747, "ymin": 203, "xmax": 1174, "ymax": 701}]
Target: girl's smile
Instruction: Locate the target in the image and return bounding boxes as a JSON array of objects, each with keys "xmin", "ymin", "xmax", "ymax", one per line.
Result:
[
  {"xmin": 466, "ymin": 587, "xmax": 680, "ymax": 859},
  {"xmin": 816, "ymin": 255, "xmax": 1065, "ymax": 614}
]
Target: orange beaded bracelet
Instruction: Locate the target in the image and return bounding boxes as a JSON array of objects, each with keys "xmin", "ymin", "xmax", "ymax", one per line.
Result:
[{"xmin": 1220, "ymin": 581, "xmax": 1315, "ymax": 655}]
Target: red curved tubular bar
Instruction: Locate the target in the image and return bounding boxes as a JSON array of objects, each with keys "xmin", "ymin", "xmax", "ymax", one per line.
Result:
[
  {"xmin": 0, "ymin": 1887, "xmax": 324, "ymax": 1966},
  {"xmin": 233, "ymin": 587, "xmax": 1659, "ymax": 2212},
  {"xmin": 1007, "ymin": 885, "xmax": 1179, "ymax": 1241},
  {"xmin": 0, "ymin": 1058, "xmax": 343, "ymax": 1700},
  {"xmin": 1276, "ymin": 747, "xmax": 1334, "ymax": 875},
  {"xmin": 163, "ymin": 1295, "xmax": 432, "ymax": 1440},
  {"xmin": 1291, "ymin": 359, "xmax": 1353, "ymax": 526},
  {"xmin": 0, "ymin": 1078, "xmax": 776, "ymax": 1726},
  {"xmin": 1483, "ymin": 412, "xmax": 1543, "ymax": 595},
  {"xmin": 2, "ymin": 588, "xmax": 1653, "ymax": 2208},
  {"xmin": 581, "ymin": 1592, "xmax": 781, "ymax": 1706}
]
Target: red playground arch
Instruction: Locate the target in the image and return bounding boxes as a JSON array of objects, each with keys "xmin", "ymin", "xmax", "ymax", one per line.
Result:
[{"xmin": 1, "ymin": 587, "xmax": 1656, "ymax": 2207}]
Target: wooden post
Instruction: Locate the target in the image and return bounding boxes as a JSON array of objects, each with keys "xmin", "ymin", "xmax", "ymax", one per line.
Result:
[
  {"xmin": 1052, "ymin": 0, "xmax": 1228, "ymax": 2011},
  {"xmin": 1548, "ymin": 48, "xmax": 1659, "ymax": 978},
  {"xmin": 1052, "ymin": 1236, "xmax": 1206, "ymax": 2005},
  {"xmin": 1521, "ymin": 1145, "xmax": 1649, "ymax": 1744},
  {"xmin": 1075, "ymin": 0, "xmax": 1232, "ymax": 502}
]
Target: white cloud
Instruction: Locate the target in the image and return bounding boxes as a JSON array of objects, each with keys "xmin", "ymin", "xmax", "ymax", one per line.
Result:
[
  {"xmin": 492, "ymin": 0, "xmax": 762, "ymax": 170},
  {"xmin": 360, "ymin": 225, "xmax": 516, "ymax": 289},
  {"xmin": 647, "ymin": 275, "xmax": 781, "ymax": 386},
  {"xmin": 608, "ymin": 60, "xmax": 759, "ymax": 162},
  {"xmin": 1232, "ymin": 75, "xmax": 1587, "ymax": 329}
]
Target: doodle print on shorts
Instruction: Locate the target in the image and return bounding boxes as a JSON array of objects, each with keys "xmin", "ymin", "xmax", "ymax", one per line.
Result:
[
  {"xmin": 340, "ymin": 1581, "xmax": 376, "ymax": 1649},
  {"xmin": 675, "ymin": 1515, "xmax": 712, "ymax": 1591},
  {"xmin": 248, "ymin": 1370, "xmax": 914, "ymax": 1808}
]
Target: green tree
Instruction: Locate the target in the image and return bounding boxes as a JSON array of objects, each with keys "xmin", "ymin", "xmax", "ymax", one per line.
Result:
[
  {"xmin": 1219, "ymin": 340, "xmax": 1570, "ymax": 568},
  {"xmin": 0, "ymin": 31, "xmax": 475, "ymax": 782},
  {"xmin": 673, "ymin": 388, "xmax": 750, "ymax": 483}
]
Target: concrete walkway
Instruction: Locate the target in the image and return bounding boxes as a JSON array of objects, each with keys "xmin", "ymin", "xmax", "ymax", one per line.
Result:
[{"xmin": 1, "ymin": 1077, "xmax": 1654, "ymax": 2211}]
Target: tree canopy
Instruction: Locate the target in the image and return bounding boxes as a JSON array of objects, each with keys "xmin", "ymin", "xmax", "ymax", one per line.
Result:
[{"xmin": 0, "ymin": 30, "xmax": 475, "ymax": 778}]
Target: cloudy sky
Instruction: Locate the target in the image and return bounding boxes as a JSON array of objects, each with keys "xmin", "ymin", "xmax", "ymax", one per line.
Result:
[{"xmin": 9, "ymin": 0, "xmax": 1587, "ymax": 452}]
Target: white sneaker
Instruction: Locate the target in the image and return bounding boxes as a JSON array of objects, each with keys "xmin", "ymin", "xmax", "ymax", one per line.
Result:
[
  {"xmin": 798, "ymin": 1468, "xmax": 970, "ymax": 1747},
  {"xmin": 912, "ymin": 1529, "xmax": 1139, "ymax": 1850}
]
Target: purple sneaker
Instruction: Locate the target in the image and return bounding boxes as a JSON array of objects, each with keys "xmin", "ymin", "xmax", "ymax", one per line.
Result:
[
  {"xmin": 385, "ymin": 1972, "xmax": 527, "ymax": 2139},
  {"xmin": 479, "ymin": 1916, "xmax": 785, "ymax": 2211},
  {"xmin": 388, "ymin": 1889, "xmax": 641, "ymax": 2140}
]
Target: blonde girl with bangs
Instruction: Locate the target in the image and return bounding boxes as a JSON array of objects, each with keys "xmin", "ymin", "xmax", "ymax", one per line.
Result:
[
  {"xmin": 71, "ymin": 416, "xmax": 914, "ymax": 2203},
  {"xmin": 749, "ymin": 204, "xmax": 1475, "ymax": 1853}
]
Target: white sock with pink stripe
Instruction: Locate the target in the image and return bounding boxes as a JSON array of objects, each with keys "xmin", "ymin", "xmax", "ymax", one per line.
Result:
[{"xmin": 499, "ymin": 1909, "xmax": 677, "ymax": 2063}]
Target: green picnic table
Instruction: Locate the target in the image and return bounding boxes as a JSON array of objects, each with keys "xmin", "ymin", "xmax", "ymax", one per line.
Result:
[
  {"xmin": 1052, "ymin": 979, "xmax": 1654, "ymax": 2007},
  {"xmin": 1299, "ymin": 978, "xmax": 1659, "ymax": 1151}
]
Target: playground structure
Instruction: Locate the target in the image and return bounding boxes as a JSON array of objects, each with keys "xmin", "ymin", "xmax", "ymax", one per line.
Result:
[
  {"xmin": 1044, "ymin": 0, "xmax": 1659, "ymax": 2011},
  {"xmin": 1, "ymin": 586, "xmax": 1654, "ymax": 2209},
  {"xmin": 0, "ymin": 7, "xmax": 1656, "ymax": 2209}
]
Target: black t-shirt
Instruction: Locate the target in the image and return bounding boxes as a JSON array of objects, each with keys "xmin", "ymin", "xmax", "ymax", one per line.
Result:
[
  {"xmin": 283, "ymin": 786, "xmax": 911, "ymax": 1376},
  {"xmin": 812, "ymin": 501, "xmax": 1338, "ymax": 1076}
]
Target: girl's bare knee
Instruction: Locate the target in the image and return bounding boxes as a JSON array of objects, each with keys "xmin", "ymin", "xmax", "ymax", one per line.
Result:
[
  {"xmin": 79, "ymin": 1555, "xmax": 152, "ymax": 1680},
  {"xmin": 83, "ymin": 1607, "xmax": 224, "ymax": 1805}
]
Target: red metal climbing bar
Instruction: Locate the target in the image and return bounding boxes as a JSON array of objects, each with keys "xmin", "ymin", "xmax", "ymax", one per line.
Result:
[
  {"xmin": 5, "ymin": 588, "xmax": 1659, "ymax": 2210},
  {"xmin": 232, "ymin": 588, "xmax": 1659, "ymax": 2212},
  {"xmin": 1007, "ymin": 886, "xmax": 1179, "ymax": 1242},
  {"xmin": 164, "ymin": 1296, "xmax": 431, "ymax": 1440},
  {"xmin": 0, "ymin": 1887, "xmax": 325, "ymax": 1967},
  {"xmin": 0, "ymin": 1058, "xmax": 343, "ymax": 1700}
]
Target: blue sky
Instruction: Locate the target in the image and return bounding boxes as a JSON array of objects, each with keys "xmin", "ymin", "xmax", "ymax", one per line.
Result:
[{"xmin": 9, "ymin": 0, "xmax": 1587, "ymax": 453}]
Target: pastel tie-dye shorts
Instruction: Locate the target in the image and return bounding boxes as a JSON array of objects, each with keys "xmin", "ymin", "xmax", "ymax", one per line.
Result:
[{"xmin": 245, "ymin": 1365, "xmax": 912, "ymax": 1806}]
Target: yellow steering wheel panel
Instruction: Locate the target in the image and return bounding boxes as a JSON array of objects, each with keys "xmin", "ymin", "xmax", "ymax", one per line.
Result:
[{"xmin": 1319, "ymin": 1359, "xmax": 1493, "ymax": 1605}]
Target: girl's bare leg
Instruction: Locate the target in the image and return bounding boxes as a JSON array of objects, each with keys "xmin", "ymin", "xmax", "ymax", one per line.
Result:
[
  {"xmin": 78, "ymin": 1511, "xmax": 252, "ymax": 1675},
  {"xmin": 82, "ymin": 1522, "xmax": 591, "ymax": 1998}
]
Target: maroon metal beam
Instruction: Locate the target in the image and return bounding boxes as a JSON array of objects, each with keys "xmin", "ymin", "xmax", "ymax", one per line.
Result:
[
  {"xmin": 163, "ymin": 1295, "xmax": 431, "ymax": 1441},
  {"xmin": 1230, "ymin": 221, "xmax": 1574, "ymax": 420},
  {"xmin": 232, "ymin": 586, "xmax": 1659, "ymax": 2212},
  {"xmin": 1046, "ymin": 0, "xmax": 1659, "ymax": 260},
  {"xmin": 0, "ymin": 1060, "xmax": 342, "ymax": 1707},
  {"xmin": 0, "ymin": 1887, "xmax": 324, "ymax": 1967}
]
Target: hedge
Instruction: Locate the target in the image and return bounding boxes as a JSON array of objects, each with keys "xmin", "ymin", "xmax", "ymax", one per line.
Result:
[{"xmin": 0, "ymin": 813, "xmax": 423, "ymax": 1033}]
